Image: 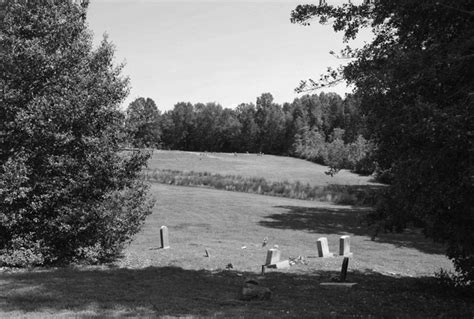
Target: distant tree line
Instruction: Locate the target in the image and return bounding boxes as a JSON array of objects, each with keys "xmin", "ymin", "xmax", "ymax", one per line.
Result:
[{"xmin": 124, "ymin": 92, "xmax": 374, "ymax": 174}]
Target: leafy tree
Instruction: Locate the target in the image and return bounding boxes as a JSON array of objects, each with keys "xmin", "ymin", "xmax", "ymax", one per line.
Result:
[
  {"xmin": 217, "ymin": 108, "xmax": 242, "ymax": 152},
  {"xmin": 235, "ymin": 103, "xmax": 259, "ymax": 152},
  {"xmin": 168, "ymin": 102, "xmax": 195, "ymax": 150},
  {"xmin": 0, "ymin": 1, "xmax": 154, "ymax": 266},
  {"xmin": 125, "ymin": 97, "xmax": 161, "ymax": 148},
  {"xmin": 193, "ymin": 102, "xmax": 223, "ymax": 151},
  {"xmin": 292, "ymin": 0, "xmax": 474, "ymax": 283},
  {"xmin": 255, "ymin": 93, "xmax": 286, "ymax": 154}
]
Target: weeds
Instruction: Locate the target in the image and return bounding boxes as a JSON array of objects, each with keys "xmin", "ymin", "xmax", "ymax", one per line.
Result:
[{"xmin": 142, "ymin": 169, "xmax": 381, "ymax": 206}]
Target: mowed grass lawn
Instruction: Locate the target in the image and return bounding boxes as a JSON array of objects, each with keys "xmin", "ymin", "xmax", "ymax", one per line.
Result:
[
  {"xmin": 1, "ymin": 184, "xmax": 472, "ymax": 318},
  {"xmin": 146, "ymin": 150, "xmax": 379, "ymax": 187}
]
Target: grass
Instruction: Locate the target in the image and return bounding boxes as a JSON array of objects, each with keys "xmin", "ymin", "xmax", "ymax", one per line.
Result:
[
  {"xmin": 143, "ymin": 168, "xmax": 382, "ymax": 206},
  {"xmin": 1, "ymin": 184, "xmax": 472, "ymax": 318},
  {"xmin": 146, "ymin": 150, "xmax": 379, "ymax": 187}
]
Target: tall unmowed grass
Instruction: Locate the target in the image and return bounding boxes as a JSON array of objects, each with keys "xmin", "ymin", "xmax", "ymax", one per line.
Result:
[{"xmin": 142, "ymin": 169, "xmax": 382, "ymax": 206}]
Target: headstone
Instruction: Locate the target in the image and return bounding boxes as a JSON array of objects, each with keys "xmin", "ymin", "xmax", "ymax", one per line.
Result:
[
  {"xmin": 340, "ymin": 257, "xmax": 349, "ymax": 282},
  {"xmin": 316, "ymin": 237, "xmax": 332, "ymax": 257},
  {"xmin": 339, "ymin": 235, "xmax": 352, "ymax": 256},
  {"xmin": 265, "ymin": 248, "xmax": 281, "ymax": 265},
  {"xmin": 160, "ymin": 225, "xmax": 170, "ymax": 249}
]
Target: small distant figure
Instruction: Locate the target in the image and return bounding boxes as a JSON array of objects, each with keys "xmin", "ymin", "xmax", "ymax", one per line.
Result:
[
  {"xmin": 226, "ymin": 263, "xmax": 234, "ymax": 270},
  {"xmin": 262, "ymin": 237, "xmax": 268, "ymax": 247}
]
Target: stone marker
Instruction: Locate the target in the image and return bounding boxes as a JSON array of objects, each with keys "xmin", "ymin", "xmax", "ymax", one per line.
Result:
[
  {"xmin": 340, "ymin": 257, "xmax": 349, "ymax": 282},
  {"xmin": 339, "ymin": 235, "xmax": 352, "ymax": 257},
  {"xmin": 316, "ymin": 237, "xmax": 333, "ymax": 257},
  {"xmin": 265, "ymin": 248, "xmax": 281, "ymax": 265},
  {"xmin": 160, "ymin": 225, "xmax": 170, "ymax": 249}
]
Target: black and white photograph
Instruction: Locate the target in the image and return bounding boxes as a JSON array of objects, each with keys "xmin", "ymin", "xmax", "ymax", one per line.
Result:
[{"xmin": 0, "ymin": 0, "xmax": 472, "ymax": 317}]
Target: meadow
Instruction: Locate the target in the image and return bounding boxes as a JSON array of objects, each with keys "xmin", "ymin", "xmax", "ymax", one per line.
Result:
[
  {"xmin": 0, "ymin": 152, "xmax": 472, "ymax": 318},
  {"xmin": 146, "ymin": 150, "xmax": 378, "ymax": 187}
]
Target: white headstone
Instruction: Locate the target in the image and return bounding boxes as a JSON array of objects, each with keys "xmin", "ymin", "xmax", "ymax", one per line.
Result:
[
  {"xmin": 339, "ymin": 235, "xmax": 351, "ymax": 256},
  {"xmin": 160, "ymin": 225, "xmax": 170, "ymax": 249},
  {"xmin": 317, "ymin": 237, "xmax": 332, "ymax": 257},
  {"xmin": 265, "ymin": 248, "xmax": 281, "ymax": 265}
]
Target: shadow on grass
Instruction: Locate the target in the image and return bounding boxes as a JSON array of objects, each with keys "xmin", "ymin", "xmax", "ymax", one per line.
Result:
[
  {"xmin": 0, "ymin": 266, "xmax": 472, "ymax": 318},
  {"xmin": 260, "ymin": 206, "xmax": 446, "ymax": 255}
]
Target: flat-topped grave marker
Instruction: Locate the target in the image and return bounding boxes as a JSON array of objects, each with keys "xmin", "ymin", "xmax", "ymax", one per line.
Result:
[
  {"xmin": 265, "ymin": 248, "xmax": 281, "ymax": 265},
  {"xmin": 339, "ymin": 235, "xmax": 353, "ymax": 257},
  {"xmin": 160, "ymin": 225, "xmax": 170, "ymax": 249},
  {"xmin": 317, "ymin": 237, "xmax": 333, "ymax": 257}
]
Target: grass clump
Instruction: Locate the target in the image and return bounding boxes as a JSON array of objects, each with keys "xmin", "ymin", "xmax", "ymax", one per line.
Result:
[{"xmin": 143, "ymin": 169, "xmax": 381, "ymax": 206}]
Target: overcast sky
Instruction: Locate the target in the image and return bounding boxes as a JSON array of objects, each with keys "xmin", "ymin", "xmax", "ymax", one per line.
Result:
[{"xmin": 86, "ymin": 0, "xmax": 369, "ymax": 111}]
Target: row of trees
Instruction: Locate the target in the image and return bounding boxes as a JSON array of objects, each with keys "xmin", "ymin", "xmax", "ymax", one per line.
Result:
[{"xmin": 124, "ymin": 93, "xmax": 372, "ymax": 173}]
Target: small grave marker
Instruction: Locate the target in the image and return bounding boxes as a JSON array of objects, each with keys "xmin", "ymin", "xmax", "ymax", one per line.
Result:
[
  {"xmin": 265, "ymin": 248, "xmax": 281, "ymax": 265},
  {"xmin": 339, "ymin": 235, "xmax": 352, "ymax": 257},
  {"xmin": 316, "ymin": 237, "xmax": 333, "ymax": 257},
  {"xmin": 160, "ymin": 225, "xmax": 170, "ymax": 249}
]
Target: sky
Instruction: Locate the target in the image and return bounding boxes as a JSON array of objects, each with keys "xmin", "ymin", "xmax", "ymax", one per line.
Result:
[{"xmin": 86, "ymin": 0, "xmax": 369, "ymax": 111}]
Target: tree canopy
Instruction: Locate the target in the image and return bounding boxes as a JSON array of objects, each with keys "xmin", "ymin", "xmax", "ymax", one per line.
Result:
[
  {"xmin": 291, "ymin": 0, "xmax": 474, "ymax": 283},
  {"xmin": 0, "ymin": 1, "xmax": 153, "ymax": 266}
]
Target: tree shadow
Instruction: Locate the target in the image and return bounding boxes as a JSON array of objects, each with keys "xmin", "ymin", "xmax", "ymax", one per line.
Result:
[
  {"xmin": 0, "ymin": 266, "xmax": 471, "ymax": 317},
  {"xmin": 259, "ymin": 205, "xmax": 446, "ymax": 254}
]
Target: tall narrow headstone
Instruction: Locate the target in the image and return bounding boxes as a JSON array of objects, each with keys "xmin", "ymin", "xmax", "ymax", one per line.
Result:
[
  {"xmin": 265, "ymin": 248, "xmax": 281, "ymax": 265},
  {"xmin": 316, "ymin": 237, "xmax": 332, "ymax": 257},
  {"xmin": 160, "ymin": 225, "xmax": 170, "ymax": 249},
  {"xmin": 340, "ymin": 257, "xmax": 349, "ymax": 282},
  {"xmin": 339, "ymin": 235, "xmax": 352, "ymax": 256}
]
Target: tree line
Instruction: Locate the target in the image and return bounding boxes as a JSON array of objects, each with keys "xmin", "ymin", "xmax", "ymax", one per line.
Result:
[{"xmin": 124, "ymin": 92, "xmax": 374, "ymax": 174}]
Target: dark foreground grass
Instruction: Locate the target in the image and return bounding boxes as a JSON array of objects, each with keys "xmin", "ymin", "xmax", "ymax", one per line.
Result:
[
  {"xmin": 143, "ymin": 169, "xmax": 383, "ymax": 206},
  {"xmin": 0, "ymin": 266, "xmax": 472, "ymax": 318}
]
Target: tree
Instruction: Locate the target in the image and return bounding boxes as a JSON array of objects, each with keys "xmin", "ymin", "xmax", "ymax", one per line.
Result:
[
  {"xmin": 292, "ymin": 0, "xmax": 474, "ymax": 283},
  {"xmin": 236, "ymin": 103, "xmax": 259, "ymax": 152},
  {"xmin": 169, "ymin": 102, "xmax": 195, "ymax": 150},
  {"xmin": 0, "ymin": 1, "xmax": 154, "ymax": 266},
  {"xmin": 255, "ymin": 93, "xmax": 286, "ymax": 154},
  {"xmin": 193, "ymin": 102, "xmax": 223, "ymax": 151},
  {"xmin": 125, "ymin": 97, "xmax": 161, "ymax": 148},
  {"xmin": 217, "ymin": 108, "xmax": 241, "ymax": 152}
]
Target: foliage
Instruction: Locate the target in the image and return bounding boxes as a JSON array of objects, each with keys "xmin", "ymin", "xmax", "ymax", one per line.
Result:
[
  {"xmin": 292, "ymin": 126, "xmax": 373, "ymax": 175},
  {"xmin": 291, "ymin": 0, "xmax": 474, "ymax": 283},
  {"xmin": 0, "ymin": 1, "xmax": 153, "ymax": 266},
  {"xmin": 125, "ymin": 97, "xmax": 161, "ymax": 148},
  {"xmin": 156, "ymin": 91, "xmax": 371, "ymax": 169}
]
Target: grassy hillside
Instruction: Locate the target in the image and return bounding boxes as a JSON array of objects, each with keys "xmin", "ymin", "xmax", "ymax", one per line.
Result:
[{"xmin": 146, "ymin": 150, "xmax": 379, "ymax": 187}]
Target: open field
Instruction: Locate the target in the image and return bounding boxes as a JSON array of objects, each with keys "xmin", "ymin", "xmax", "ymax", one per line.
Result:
[
  {"xmin": 1, "ymin": 185, "xmax": 471, "ymax": 318},
  {"xmin": 146, "ymin": 150, "xmax": 379, "ymax": 187}
]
